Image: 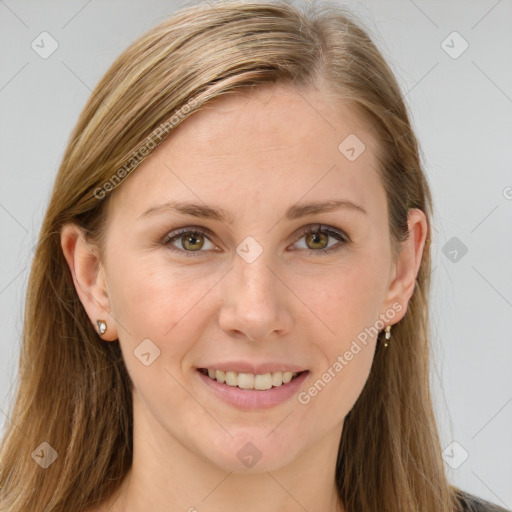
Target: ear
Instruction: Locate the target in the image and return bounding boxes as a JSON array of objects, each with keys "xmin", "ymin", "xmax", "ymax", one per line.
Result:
[
  {"xmin": 60, "ymin": 223, "xmax": 118, "ymax": 341},
  {"xmin": 380, "ymin": 208, "xmax": 429, "ymax": 323}
]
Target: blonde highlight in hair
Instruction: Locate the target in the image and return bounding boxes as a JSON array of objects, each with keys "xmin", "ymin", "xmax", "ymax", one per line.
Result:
[{"xmin": 0, "ymin": 1, "xmax": 466, "ymax": 510}]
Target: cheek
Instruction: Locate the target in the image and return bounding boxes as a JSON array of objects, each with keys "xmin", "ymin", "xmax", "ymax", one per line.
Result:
[
  {"xmin": 106, "ymin": 256, "xmax": 219, "ymax": 349},
  {"xmin": 106, "ymin": 259, "xmax": 217, "ymax": 416},
  {"xmin": 301, "ymin": 253, "xmax": 388, "ymax": 342},
  {"xmin": 297, "ymin": 272, "xmax": 379, "ymax": 427},
  {"xmin": 295, "ymin": 252, "xmax": 385, "ymax": 413},
  {"xmin": 304, "ymin": 343, "xmax": 376, "ymax": 429}
]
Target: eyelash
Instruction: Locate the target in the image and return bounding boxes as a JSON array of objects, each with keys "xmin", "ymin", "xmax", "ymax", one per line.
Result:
[{"xmin": 161, "ymin": 224, "xmax": 349, "ymax": 258}]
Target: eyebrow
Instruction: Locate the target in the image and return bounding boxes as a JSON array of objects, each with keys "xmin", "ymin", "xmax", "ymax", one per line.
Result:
[{"xmin": 138, "ymin": 199, "xmax": 367, "ymax": 224}]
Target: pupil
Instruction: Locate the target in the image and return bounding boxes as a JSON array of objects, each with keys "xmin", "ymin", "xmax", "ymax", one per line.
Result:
[
  {"xmin": 184, "ymin": 234, "xmax": 203, "ymax": 250},
  {"xmin": 308, "ymin": 232, "xmax": 327, "ymax": 249}
]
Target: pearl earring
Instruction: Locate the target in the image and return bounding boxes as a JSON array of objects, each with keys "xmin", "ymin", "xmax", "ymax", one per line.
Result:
[{"xmin": 96, "ymin": 320, "xmax": 107, "ymax": 335}]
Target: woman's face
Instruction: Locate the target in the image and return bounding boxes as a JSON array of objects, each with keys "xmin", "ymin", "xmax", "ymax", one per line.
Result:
[{"xmin": 74, "ymin": 84, "xmax": 424, "ymax": 474}]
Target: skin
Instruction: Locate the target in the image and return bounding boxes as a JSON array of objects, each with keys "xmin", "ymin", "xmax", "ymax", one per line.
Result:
[{"xmin": 61, "ymin": 83, "xmax": 427, "ymax": 512}]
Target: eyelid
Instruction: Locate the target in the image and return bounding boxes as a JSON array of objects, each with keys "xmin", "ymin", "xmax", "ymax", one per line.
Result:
[
  {"xmin": 161, "ymin": 225, "xmax": 216, "ymax": 245},
  {"xmin": 290, "ymin": 224, "xmax": 348, "ymax": 243},
  {"xmin": 161, "ymin": 225, "xmax": 219, "ymax": 256}
]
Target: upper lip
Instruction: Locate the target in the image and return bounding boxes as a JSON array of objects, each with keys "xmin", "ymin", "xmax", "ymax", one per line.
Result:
[{"xmin": 196, "ymin": 361, "xmax": 308, "ymax": 374}]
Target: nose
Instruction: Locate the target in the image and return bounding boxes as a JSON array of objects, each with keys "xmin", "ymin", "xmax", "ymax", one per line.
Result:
[{"xmin": 218, "ymin": 251, "xmax": 293, "ymax": 342}]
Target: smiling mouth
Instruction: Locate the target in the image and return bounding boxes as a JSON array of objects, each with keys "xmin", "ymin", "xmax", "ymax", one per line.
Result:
[{"xmin": 198, "ymin": 368, "xmax": 308, "ymax": 391}]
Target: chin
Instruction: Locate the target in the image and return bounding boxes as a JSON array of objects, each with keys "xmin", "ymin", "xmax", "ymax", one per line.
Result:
[{"xmin": 200, "ymin": 431, "xmax": 300, "ymax": 474}]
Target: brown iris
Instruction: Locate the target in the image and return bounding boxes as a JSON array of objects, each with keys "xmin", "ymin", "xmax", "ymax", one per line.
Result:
[
  {"xmin": 181, "ymin": 233, "xmax": 205, "ymax": 251},
  {"xmin": 305, "ymin": 231, "xmax": 329, "ymax": 250}
]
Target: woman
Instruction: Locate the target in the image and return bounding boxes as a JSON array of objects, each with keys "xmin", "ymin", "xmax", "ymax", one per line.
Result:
[{"xmin": 0, "ymin": 1, "xmax": 508, "ymax": 511}]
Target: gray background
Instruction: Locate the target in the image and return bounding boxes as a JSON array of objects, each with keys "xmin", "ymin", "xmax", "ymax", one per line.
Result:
[{"xmin": 1, "ymin": 0, "xmax": 511, "ymax": 507}]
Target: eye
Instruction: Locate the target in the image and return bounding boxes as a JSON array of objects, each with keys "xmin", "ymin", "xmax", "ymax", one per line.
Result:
[
  {"xmin": 162, "ymin": 227, "xmax": 217, "ymax": 257},
  {"xmin": 290, "ymin": 224, "xmax": 349, "ymax": 256},
  {"xmin": 161, "ymin": 223, "xmax": 349, "ymax": 258}
]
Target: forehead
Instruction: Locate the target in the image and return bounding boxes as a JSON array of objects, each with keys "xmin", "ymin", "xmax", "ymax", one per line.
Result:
[
  {"xmin": 108, "ymin": 84, "xmax": 385, "ymax": 222},
  {"xmin": 166, "ymin": 84, "xmax": 375, "ymax": 157}
]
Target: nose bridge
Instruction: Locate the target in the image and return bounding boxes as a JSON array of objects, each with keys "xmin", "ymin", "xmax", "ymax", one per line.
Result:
[
  {"xmin": 234, "ymin": 233, "xmax": 276, "ymax": 293},
  {"xmin": 219, "ymin": 239, "xmax": 290, "ymax": 340},
  {"xmin": 235, "ymin": 243, "xmax": 279, "ymax": 308}
]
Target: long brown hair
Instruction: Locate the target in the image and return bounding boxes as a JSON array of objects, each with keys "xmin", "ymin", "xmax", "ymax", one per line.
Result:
[{"xmin": 0, "ymin": 1, "xmax": 465, "ymax": 510}]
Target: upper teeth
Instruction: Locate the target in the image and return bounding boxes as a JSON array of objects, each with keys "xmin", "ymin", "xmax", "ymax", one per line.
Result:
[{"xmin": 205, "ymin": 369, "xmax": 299, "ymax": 390}]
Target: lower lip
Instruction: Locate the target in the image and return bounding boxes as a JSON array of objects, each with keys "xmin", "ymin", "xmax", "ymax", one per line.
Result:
[{"xmin": 197, "ymin": 370, "xmax": 309, "ymax": 410}]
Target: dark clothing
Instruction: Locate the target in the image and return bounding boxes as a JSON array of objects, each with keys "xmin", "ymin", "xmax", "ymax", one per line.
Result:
[{"xmin": 457, "ymin": 489, "xmax": 510, "ymax": 512}]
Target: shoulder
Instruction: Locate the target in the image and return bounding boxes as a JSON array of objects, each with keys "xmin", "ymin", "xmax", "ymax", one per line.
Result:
[{"xmin": 455, "ymin": 489, "xmax": 511, "ymax": 512}]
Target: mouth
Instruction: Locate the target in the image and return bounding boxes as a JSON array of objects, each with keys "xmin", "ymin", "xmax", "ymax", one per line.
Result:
[{"xmin": 197, "ymin": 368, "xmax": 308, "ymax": 391}]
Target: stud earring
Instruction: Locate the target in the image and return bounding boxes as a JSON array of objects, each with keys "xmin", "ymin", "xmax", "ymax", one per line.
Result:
[
  {"xmin": 96, "ymin": 320, "xmax": 107, "ymax": 335},
  {"xmin": 384, "ymin": 325, "xmax": 391, "ymax": 347}
]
